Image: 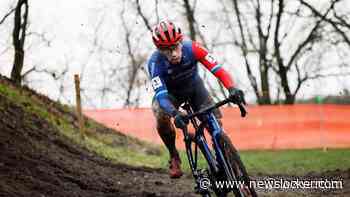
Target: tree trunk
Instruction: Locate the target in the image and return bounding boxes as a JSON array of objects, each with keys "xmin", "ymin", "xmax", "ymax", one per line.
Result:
[
  {"xmin": 11, "ymin": 48, "xmax": 25, "ymax": 84},
  {"xmin": 11, "ymin": 0, "xmax": 28, "ymax": 85},
  {"xmin": 183, "ymin": 0, "xmax": 196, "ymax": 40}
]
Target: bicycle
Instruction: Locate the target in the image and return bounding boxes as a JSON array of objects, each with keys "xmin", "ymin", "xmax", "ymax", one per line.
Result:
[{"xmin": 179, "ymin": 95, "xmax": 257, "ymax": 197}]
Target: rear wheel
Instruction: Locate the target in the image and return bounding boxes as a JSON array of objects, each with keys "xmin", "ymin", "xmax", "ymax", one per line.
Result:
[{"xmin": 218, "ymin": 133, "xmax": 257, "ymax": 197}]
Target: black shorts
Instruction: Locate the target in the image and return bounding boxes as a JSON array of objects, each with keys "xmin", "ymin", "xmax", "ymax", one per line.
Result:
[{"xmin": 152, "ymin": 79, "xmax": 222, "ymax": 120}]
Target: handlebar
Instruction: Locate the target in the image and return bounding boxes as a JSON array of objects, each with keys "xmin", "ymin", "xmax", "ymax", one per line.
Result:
[{"xmin": 185, "ymin": 96, "xmax": 247, "ymax": 120}]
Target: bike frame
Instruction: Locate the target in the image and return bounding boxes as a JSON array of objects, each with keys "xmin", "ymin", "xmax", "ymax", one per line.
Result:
[{"xmin": 181, "ymin": 99, "xmax": 246, "ymax": 194}]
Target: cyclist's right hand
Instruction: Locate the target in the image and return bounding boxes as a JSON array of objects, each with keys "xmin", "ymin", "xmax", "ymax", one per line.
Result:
[
  {"xmin": 174, "ymin": 111, "xmax": 189, "ymax": 129},
  {"xmin": 228, "ymin": 87, "xmax": 246, "ymax": 105}
]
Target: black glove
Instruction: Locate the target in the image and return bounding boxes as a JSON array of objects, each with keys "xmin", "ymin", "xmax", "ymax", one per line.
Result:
[
  {"xmin": 173, "ymin": 112, "xmax": 189, "ymax": 129},
  {"xmin": 228, "ymin": 87, "xmax": 246, "ymax": 105}
]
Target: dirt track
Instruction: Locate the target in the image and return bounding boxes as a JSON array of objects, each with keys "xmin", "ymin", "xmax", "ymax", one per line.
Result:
[
  {"xmin": 0, "ymin": 91, "xmax": 201, "ymax": 197},
  {"xmin": 0, "ymin": 77, "xmax": 349, "ymax": 197}
]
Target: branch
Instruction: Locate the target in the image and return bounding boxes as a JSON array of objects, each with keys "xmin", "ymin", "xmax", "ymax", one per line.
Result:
[
  {"xmin": 287, "ymin": 0, "xmax": 340, "ymax": 71},
  {"xmin": 254, "ymin": 0, "xmax": 265, "ymax": 41},
  {"xmin": 26, "ymin": 31, "xmax": 51, "ymax": 46},
  {"xmin": 135, "ymin": 0, "xmax": 152, "ymax": 31},
  {"xmin": 21, "ymin": 63, "xmax": 69, "ymax": 87},
  {"xmin": 183, "ymin": 0, "xmax": 196, "ymax": 40},
  {"xmin": 266, "ymin": 0, "xmax": 275, "ymax": 39},
  {"xmin": 231, "ymin": 0, "xmax": 260, "ymax": 100},
  {"xmin": 21, "ymin": 66, "xmax": 36, "ymax": 78},
  {"xmin": 286, "ymin": 22, "xmax": 320, "ymax": 70},
  {"xmin": 308, "ymin": 72, "xmax": 350, "ymax": 80},
  {"xmin": 273, "ymin": 0, "xmax": 284, "ymax": 69},
  {"xmin": 121, "ymin": 3, "xmax": 144, "ymax": 107},
  {"xmin": 80, "ymin": 12, "xmax": 105, "ymax": 82},
  {"xmin": 0, "ymin": 8, "xmax": 15, "ymax": 25},
  {"xmin": 280, "ymin": 4, "xmax": 302, "ymax": 46},
  {"xmin": 293, "ymin": 62, "xmax": 308, "ymax": 96},
  {"xmin": 300, "ymin": 0, "xmax": 350, "ymax": 47},
  {"xmin": 333, "ymin": 11, "xmax": 350, "ymax": 29},
  {"xmin": 241, "ymin": 6, "xmax": 258, "ymax": 51}
]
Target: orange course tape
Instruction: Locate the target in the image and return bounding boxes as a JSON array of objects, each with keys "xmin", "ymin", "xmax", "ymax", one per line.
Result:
[{"xmin": 84, "ymin": 104, "xmax": 350, "ymax": 150}]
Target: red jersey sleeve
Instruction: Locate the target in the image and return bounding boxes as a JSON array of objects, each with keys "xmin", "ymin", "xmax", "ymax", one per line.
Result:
[{"xmin": 192, "ymin": 41, "xmax": 235, "ymax": 89}]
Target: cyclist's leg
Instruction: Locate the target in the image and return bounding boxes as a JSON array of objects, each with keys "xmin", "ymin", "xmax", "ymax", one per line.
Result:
[
  {"xmin": 151, "ymin": 98, "xmax": 179, "ymax": 158},
  {"xmin": 151, "ymin": 97, "xmax": 184, "ymax": 178},
  {"xmin": 189, "ymin": 79, "xmax": 223, "ymax": 126}
]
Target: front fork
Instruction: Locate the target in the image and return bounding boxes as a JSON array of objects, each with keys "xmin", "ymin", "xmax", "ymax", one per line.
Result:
[
  {"xmin": 183, "ymin": 112, "xmax": 232, "ymax": 194},
  {"xmin": 183, "ymin": 124, "xmax": 215, "ymax": 195}
]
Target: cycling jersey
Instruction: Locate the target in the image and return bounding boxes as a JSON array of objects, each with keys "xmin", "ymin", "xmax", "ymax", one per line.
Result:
[{"xmin": 147, "ymin": 40, "xmax": 234, "ymax": 116}]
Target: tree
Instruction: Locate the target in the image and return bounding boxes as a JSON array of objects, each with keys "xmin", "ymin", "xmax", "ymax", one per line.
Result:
[
  {"xmin": 121, "ymin": 4, "xmax": 146, "ymax": 107},
  {"xmin": 10, "ymin": 0, "xmax": 28, "ymax": 85},
  {"xmin": 224, "ymin": 0, "xmax": 350, "ymax": 104}
]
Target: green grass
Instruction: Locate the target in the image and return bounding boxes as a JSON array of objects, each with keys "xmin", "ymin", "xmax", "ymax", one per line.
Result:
[
  {"xmin": 1, "ymin": 80, "xmax": 349, "ymax": 176},
  {"xmin": 146, "ymin": 145, "xmax": 350, "ymax": 176},
  {"xmin": 239, "ymin": 148, "xmax": 350, "ymax": 175},
  {"xmin": 167, "ymin": 147, "xmax": 350, "ymax": 176}
]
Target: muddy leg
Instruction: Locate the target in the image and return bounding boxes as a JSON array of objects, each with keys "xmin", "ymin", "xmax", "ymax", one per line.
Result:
[{"xmin": 152, "ymin": 100, "xmax": 179, "ymax": 158}]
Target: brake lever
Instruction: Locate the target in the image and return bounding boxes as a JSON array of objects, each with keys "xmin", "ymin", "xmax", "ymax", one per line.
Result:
[
  {"xmin": 228, "ymin": 96, "xmax": 247, "ymax": 118},
  {"xmin": 237, "ymin": 103, "xmax": 247, "ymax": 117}
]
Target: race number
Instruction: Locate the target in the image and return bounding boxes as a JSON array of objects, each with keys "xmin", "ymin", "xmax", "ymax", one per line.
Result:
[{"xmin": 151, "ymin": 76, "xmax": 163, "ymax": 90}]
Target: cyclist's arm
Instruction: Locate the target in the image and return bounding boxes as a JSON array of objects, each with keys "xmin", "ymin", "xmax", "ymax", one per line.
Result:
[
  {"xmin": 148, "ymin": 60, "xmax": 178, "ymax": 117},
  {"xmin": 192, "ymin": 41, "xmax": 234, "ymax": 89}
]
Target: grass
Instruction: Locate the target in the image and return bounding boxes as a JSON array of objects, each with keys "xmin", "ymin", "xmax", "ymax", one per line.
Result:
[
  {"xmin": 171, "ymin": 147, "xmax": 350, "ymax": 176},
  {"xmin": 0, "ymin": 80, "xmax": 349, "ymax": 176},
  {"xmin": 240, "ymin": 148, "xmax": 350, "ymax": 175}
]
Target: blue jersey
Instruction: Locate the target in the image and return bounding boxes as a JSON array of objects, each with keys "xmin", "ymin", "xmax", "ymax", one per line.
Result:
[
  {"xmin": 147, "ymin": 40, "xmax": 200, "ymax": 116},
  {"xmin": 147, "ymin": 40, "xmax": 234, "ymax": 116}
]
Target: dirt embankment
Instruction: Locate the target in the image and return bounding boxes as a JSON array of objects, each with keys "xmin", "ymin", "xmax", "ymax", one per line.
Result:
[{"xmin": 0, "ymin": 76, "xmax": 196, "ymax": 197}]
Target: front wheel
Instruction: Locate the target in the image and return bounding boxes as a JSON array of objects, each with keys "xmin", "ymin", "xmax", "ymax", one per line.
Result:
[{"xmin": 218, "ymin": 133, "xmax": 257, "ymax": 197}]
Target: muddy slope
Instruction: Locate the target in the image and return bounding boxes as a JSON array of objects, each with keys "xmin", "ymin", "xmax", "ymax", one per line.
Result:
[{"xmin": 0, "ymin": 77, "xmax": 196, "ymax": 197}]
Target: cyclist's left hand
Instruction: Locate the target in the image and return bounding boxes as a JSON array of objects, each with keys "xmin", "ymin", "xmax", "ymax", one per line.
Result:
[
  {"xmin": 228, "ymin": 87, "xmax": 246, "ymax": 105},
  {"xmin": 174, "ymin": 111, "xmax": 189, "ymax": 129}
]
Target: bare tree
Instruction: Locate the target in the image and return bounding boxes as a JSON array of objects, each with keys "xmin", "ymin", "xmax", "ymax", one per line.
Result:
[
  {"xmin": 180, "ymin": 0, "xmax": 231, "ymax": 102},
  {"xmin": 225, "ymin": 0, "xmax": 349, "ymax": 104},
  {"xmin": 121, "ymin": 1, "xmax": 147, "ymax": 107},
  {"xmin": 273, "ymin": 0, "xmax": 348, "ymax": 104},
  {"xmin": 10, "ymin": 0, "xmax": 28, "ymax": 85},
  {"xmin": 229, "ymin": 0, "xmax": 263, "ymax": 103}
]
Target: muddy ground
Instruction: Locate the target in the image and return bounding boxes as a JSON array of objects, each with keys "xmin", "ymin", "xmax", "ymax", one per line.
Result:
[{"xmin": 0, "ymin": 77, "xmax": 349, "ymax": 197}]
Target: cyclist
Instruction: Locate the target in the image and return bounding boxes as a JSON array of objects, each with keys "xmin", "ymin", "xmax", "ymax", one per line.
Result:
[{"xmin": 147, "ymin": 20, "xmax": 245, "ymax": 178}]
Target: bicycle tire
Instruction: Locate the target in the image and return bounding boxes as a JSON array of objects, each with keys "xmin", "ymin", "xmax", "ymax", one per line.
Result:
[
  {"xmin": 218, "ymin": 133, "xmax": 258, "ymax": 197},
  {"xmin": 186, "ymin": 133, "xmax": 213, "ymax": 197},
  {"xmin": 192, "ymin": 134, "xmax": 231, "ymax": 197}
]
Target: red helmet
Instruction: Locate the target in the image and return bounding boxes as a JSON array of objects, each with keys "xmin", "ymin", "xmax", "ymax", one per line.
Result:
[{"xmin": 152, "ymin": 20, "xmax": 183, "ymax": 48}]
